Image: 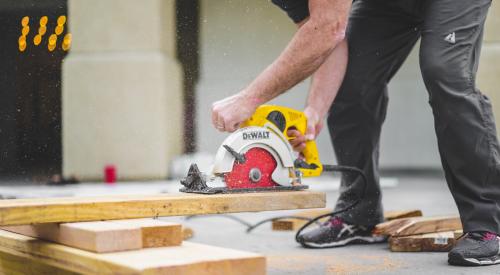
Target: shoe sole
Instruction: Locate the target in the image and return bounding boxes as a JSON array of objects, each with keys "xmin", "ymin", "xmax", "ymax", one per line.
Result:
[
  {"xmin": 301, "ymin": 235, "xmax": 387, "ymax": 249},
  {"xmin": 448, "ymin": 254, "xmax": 500, "ymax": 266}
]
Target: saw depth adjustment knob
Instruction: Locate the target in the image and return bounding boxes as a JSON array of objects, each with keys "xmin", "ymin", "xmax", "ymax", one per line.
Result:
[{"xmin": 249, "ymin": 168, "xmax": 262, "ymax": 183}]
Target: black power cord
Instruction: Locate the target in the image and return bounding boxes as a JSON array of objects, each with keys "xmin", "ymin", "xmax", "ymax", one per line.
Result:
[
  {"xmin": 185, "ymin": 214, "xmax": 253, "ymax": 228},
  {"xmin": 186, "ymin": 214, "xmax": 321, "ymax": 232},
  {"xmin": 245, "ymin": 165, "xmax": 368, "ymax": 247}
]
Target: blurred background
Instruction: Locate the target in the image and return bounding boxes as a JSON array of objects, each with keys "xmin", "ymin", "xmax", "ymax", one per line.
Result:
[
  {"xmin": 1, "ymin": 0, "xmax": 500, "ymax": 184},
  {"xmin": 3, "ymin": 3, "xmax": 500, "ymax": 273}
]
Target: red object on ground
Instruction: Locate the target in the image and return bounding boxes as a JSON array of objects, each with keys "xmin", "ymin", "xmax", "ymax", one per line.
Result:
[
  {"xmin": 224, "ymin": 147, "xmax": 278, "ymax": 189},
  {"xmin": 104, "ymin": 165, "xmax": 117, "ymax": 184}
]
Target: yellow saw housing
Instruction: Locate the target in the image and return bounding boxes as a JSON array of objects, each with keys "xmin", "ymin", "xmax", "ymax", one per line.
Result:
[{"xmin": 241, "ymin": 105, "xmax": 323, "ymax": 177}]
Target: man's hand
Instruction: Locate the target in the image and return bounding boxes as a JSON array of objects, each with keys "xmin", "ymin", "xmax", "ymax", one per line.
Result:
[
  {"xmin": 211, "ymin": 92, "xmax": 259, "ymax": 132},
  {"xmin": 287, "ymin": 107, "xmax": 324, "ymax": 152}
]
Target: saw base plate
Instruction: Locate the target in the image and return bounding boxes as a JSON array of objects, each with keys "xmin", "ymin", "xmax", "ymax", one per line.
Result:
[
  {"xmin": 179, "ymin": 185, "xmax": 308, "ymax": 194},
  {"xmin": 179, "ymin": 161, "xmax": 308, "ymax": 195}
]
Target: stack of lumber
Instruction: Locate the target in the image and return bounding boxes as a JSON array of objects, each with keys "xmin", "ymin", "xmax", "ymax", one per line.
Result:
[
  {"xmin": 0, "ymin": 230, "xmax": 266, "ymax": 274},
  {"xmin": 374, "ymin": 215, "xmax": 463, "ymax": 252},
  {"xmin": 0, "ymin": 191, "xmax": 325, "ymax": 274},
  {"xmin": 1, "ymin": 219, "xmax": 184, "ymax": 253}
]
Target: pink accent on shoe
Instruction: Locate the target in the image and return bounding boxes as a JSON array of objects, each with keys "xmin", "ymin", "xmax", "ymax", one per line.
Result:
[
  {"xmin": 329, "ymin": 217, "xmax": 344, "ymax": 228},
  {"xmin": 482, "ymin": 232, "xmax": 499, "ymax": 241}
]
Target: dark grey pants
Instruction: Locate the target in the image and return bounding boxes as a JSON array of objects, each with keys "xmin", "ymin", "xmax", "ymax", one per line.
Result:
[{"xmin": 329, "ymin": 0, "xmax": 500, "ymax": 234}]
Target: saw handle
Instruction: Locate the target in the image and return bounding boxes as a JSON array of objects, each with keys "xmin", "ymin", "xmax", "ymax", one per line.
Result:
[
  {"xmin": 300, "ymin": 140, "xmax": 322, "ymax": 176},
  {"xmin": 288, "ymin": 128, "xmax": 322, "ymax": 178},
  {"xmin": 243, "ymin": 105, "xmax": 323, "ymax": 177}
]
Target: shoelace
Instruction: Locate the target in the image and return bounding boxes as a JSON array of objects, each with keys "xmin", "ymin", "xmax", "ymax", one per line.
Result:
[
  {"xmin": 328, "ymin": 216, "xmax": 344, "ymax": 228},
  {"xmin": 326, "ymin": 217, "xmax": 360, "ymax": 237},
  {"xmin": 482, "ymin": 232, "xmax": 499, "ymax": 241}
]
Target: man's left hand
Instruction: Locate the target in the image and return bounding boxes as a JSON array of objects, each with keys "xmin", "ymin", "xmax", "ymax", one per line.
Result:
[
  {"xmin": 287, "ymin": 107, "xmax": 324, "ymax": 152},
  {"xmin": 211, "ymin": 93, "xmax": 258, "ymax": 132}
]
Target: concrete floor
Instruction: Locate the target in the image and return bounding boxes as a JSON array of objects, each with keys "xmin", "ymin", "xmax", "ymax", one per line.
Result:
[
  {"xmin": 0, "ymin": 173, "xmax": 497, "ymax": 274},
  {"xmin": 159, "ymin": 174, "xmax": 497, "ymax": 275}
]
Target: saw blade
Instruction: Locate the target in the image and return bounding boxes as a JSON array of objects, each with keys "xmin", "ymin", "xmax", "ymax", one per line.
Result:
[{"xmin": 224, "ymin": 147, "xmax": 278, "ymax": 189}]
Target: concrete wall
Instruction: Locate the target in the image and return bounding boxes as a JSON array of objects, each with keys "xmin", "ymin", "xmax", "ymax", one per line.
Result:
[
  {"xmin": 62, "ymin": 0, "xmax": 183, "ymax": 180},
  {"xmin": 196, "ymin": 0, "xmax": 444, "ymax": 169}
]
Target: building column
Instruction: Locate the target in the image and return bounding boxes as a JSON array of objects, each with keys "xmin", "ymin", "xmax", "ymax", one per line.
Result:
[
  {"xmin": 63, "ymin": 0, "xmax": 183, "ymax": 180},
  {"xmin": 478, "ymin": 2, "xmax": 500, "ymax": 134}
]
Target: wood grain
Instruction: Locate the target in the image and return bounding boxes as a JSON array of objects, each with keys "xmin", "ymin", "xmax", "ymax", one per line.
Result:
[
  {"xmin": 389, "ymin": 231, "xmax": 457, "ymax": 252},
  {"xmin": 0, "ymin": 249, "xmax": 78, "ymax": 275},
  {"xmin": 0, "ymin": 230, "xmax": 266, "ymax": 274},
  {"xmin": 109, "ymin": 219, "xmax": 183, "ymax": 248},
  {"xmin": 0, "ymin": 191, "xmax": 325, "ymax": 226},
  {"xmin": 374, "ymin": 216, "xmax": 462, "ymax": 237},
  {"xmin": 272, "ymin": 209, "xmax": 423, "ymax": 231}
]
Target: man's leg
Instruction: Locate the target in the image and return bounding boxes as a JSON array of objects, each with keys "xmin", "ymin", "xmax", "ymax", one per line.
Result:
[
  {"xmin": 298, "ymin": 0, "xmax": 423, "ymax": 248},
  {"xmin": 329, "ymin": 0, "xmax": 422, "ymax": 226},
  {"xmin": 419, "ymin": 0, "xmax": 500, "ymax": 266}
]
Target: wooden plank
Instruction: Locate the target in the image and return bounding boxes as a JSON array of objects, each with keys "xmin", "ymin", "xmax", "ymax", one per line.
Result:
[
  {"xmin": 0, "ymin": 230, "xmax": 266, "ymax": 275},
  {"xmin": 0, "ymin": 191, "xmax": 325, "ymax": 226},
  {"xmin": 2, "ymin": 219, "xmax": 183, "ymax": 252},
  {"xmin": 1, "ymin": 221, "xmax": 142, "ymax": 253},
  {"xmin": 272, "ymin": 209, "xmax": 423, "ymax": 231},
  {"xmin": 374, "ymin": 216, "xmax": 462, "ymax": 237},
  {"xmin": 109, "ymin": 219, "xmax": 183, "ymax": 247},
  {"xmin": 389, "ymin": 231, "xmax": 457, "ymax": 252}
]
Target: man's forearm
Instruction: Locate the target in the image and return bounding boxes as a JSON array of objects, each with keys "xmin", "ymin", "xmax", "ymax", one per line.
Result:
[
  {"xmin": 306, "ymin": 39, "xmax": 348, "ymax": 118},
  {"xmin": 240, "ymin": 0, "xmax": 351, "ymax": 105}
]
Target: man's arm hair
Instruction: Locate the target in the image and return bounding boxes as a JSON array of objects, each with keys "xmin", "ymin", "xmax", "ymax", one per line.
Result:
[{"xmin": 240, "ymin": 0, "xmax": 351, "ymax": 104}]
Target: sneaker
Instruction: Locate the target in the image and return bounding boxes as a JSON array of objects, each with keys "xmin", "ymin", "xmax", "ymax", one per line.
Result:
[
  {"xmin": 448, "ymin": 232, "xmax": 500, "ymax": 266},
  {"xmin": 296, "ymin": 216, "xmax": 386, "ymax": 248}
]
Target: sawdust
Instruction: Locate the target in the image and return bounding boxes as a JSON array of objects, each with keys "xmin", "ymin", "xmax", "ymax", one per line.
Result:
[
  {"xmin": 268, "ymin": 253, "xmax": 403, "ymax": 274},
  {"xmin": 327, "ymin": 255, "xmax": 403, "ymax": 274},
  {"xmin": 267, "ymin": 255, "xmax": 319, "ymax": 272}
]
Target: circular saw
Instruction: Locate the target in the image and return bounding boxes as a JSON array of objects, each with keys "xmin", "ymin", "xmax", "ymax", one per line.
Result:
[{"xmin": 180, "ymin": 105, "xmax": 323, "ymax": 194}]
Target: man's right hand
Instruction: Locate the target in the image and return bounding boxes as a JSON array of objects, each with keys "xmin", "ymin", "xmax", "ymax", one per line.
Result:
[
  {"xmin": 287, "ymin": 107, "xmax": 324, "ymax": 153},
  {"xmin": 211, "ymin": 92, "xmax": 259, "ymax": 133}
]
